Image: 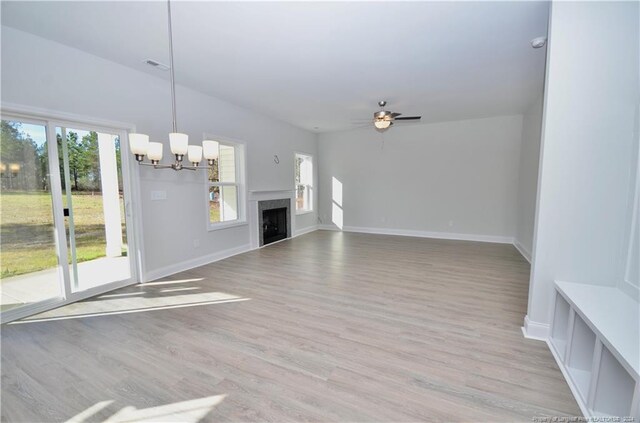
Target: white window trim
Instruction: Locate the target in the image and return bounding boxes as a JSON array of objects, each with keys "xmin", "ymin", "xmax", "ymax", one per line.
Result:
[
  {"xmin": 294, "ymin": 152, "xmax": 314, "ymax": 215},
  {"xmin": 204, "ymin": 135, "xmax": 247, "ymax": 231}
]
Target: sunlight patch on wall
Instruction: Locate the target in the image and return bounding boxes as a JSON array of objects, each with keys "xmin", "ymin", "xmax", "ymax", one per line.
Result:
[
  {"xmin": 332, "ymin": 202, "xmax": 344, "ymax": 229},
  {"xmin": 332, "ymin": 177, "xmax": 344, "ymax": 229},
  {"xmin": 332, "ymin": 176, "xmax": 343, "ymax": 207}
]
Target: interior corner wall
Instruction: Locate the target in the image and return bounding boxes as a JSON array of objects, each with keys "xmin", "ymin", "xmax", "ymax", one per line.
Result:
[
  {"xmin": 619, "ymin": 110, "xmax": 640, "ymax": 301},
  {"xmin": 1, "ymin": 26, "xmax": 318, "ymax": 279},
  {"xmin": 526, "ymin": 1, "xmax": 640, "ymax": 326},
  {"xmin": 515, "ymin": 95, "xmax": 544, "ymax": 260},
  {"xmin": 317, "ymin": 115, "xmax": 523, "ymax": 241}
]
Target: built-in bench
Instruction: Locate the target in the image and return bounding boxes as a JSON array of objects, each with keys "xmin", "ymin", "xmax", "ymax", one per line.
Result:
[{"xmin": 549, "ymin": 281, "xmax": 639, "ymax": 419}]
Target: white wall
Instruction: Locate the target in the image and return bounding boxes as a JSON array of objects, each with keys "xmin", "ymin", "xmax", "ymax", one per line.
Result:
[
  {"xmin": 515, "ymin": 95, "xmax": 544, "ymax": 261},
  {"xmin": 1, "ymin": 26, "xmax": 318, "ymax": 279},
  {"xmin": 318, "ymin": 115, "xmax": 523, "ymax": 242},
  {"xmin": 620, "ymin": 97, "xmax": 640, "ymax": 300},
  {"xmin": 526, "ymin": 1, "xmax": 640, "ymax": 328}
]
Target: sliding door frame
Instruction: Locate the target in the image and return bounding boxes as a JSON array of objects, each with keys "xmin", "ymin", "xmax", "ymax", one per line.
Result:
[{"xmin": 0, "ymin": 104, "xmax": 145, "ymax": 324}]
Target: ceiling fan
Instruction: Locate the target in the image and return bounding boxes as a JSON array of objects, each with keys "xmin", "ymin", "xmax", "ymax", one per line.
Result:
[{"xmin": 365, "ymin": 101, "xmax": 422, "ymax": 131}]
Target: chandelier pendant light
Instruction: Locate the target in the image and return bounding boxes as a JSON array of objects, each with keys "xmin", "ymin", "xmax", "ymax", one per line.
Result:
[{"xmin": 128, "ymin": 0, "xmax": 218, "ymax": 171}]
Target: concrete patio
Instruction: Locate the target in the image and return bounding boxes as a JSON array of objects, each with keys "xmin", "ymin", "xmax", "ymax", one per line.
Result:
[{"xmin": 0, "ymin": 256, "xmax": 130, "ymax": 311}]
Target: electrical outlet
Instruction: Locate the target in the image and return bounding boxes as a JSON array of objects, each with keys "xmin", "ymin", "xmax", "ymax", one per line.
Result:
[
  {"xmin": 193, "ymin": 239, "xmax": 200, "ymax": 248},
  {"xmin": 448, "ymin": 220, "xmax": 454, "ymax": 227}
]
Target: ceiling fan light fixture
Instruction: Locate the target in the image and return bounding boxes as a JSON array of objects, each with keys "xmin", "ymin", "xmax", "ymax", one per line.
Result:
[
  {"xmin": 374, "ymin": 120, "xmax": 391, "ymax": 130},
  {"xmin": 360, "ymin": 101, "xmax": 420, "ymax": 131}
]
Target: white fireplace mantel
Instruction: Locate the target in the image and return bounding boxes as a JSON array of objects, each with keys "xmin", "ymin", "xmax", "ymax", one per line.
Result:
[{"xmin": 248, "ymin": 189, "xmax": 295, "ymax": 202}]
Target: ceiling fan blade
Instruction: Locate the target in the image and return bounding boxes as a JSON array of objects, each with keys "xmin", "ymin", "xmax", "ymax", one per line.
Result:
[
  {"xmin": 390, "ymin": 112, "xmax": 402, "ymax": 118},
  {"xmin": 394, "ymin": 116, "xmax": 421, "ymax": 121}
]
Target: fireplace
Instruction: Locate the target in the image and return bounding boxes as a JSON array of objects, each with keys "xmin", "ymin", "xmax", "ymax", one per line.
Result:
[
  {"xmin": 258, "ymin": 198, "xmax": 291, "ymax": 246},
  {"xmin": 262, "ymin": 207, "xmax": 287, "ymax": 245}
]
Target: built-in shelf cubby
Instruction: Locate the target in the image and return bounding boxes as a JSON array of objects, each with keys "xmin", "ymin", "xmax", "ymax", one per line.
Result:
[
  {"xmin": 592, "ymin": 346, "xmax": 636, "ymax": 417},
  {"xmin": 550, "ymin": 294, "xmax": 570, "ymax": 361},
  {"xmin": 566, "ymin": 315, "xmax": 595, "ymax": 401},
  {"xmin": 550, "ymin": 281, "xmax": 639, "ymax": 419}
]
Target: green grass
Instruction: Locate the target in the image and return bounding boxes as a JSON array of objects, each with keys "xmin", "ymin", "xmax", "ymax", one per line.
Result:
[
  {"xmin": 209, "ymin": 201, "xmax": 220, "ymax": 223},
  {"xmin": 0, "ymin": 191, "xmax": 126, "ymax": 278}
]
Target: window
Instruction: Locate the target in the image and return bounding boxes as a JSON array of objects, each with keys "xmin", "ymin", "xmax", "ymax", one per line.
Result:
[
  {"xmin": 295, "ymin": 153, "xmax": 313, "ymax": 214},
  {"xmin": 207, "ymin": 139, "xmax": 245, "ymax": 228}
]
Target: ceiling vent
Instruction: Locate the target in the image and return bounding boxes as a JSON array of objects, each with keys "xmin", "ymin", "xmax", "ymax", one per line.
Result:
[{"xmin": 144, "ymin": 59, "xmax": 170, "ymax": 71}]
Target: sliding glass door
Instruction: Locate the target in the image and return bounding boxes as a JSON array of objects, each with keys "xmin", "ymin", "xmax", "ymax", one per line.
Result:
[
  {"xmin": 0, "ymin": 118, "xmax": 64, "ymax": 311},
  {"xmin": 0, "ymin": 114, "xmax": 137, "ymax": 320},
  {"xmin": 57, "ymin": 126, "xmax": 131, "ymax": 293}
]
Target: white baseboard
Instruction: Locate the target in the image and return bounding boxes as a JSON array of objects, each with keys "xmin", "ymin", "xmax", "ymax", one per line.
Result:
[
  {"xmin": 144, "ymin": 243, "xmax": 251, "ymax": 282},
  {"xmin": 521, "ymin": 315, "xmax": 549, "ymax": 341},
  {"xmin": 318, "ymin": 224, "xmax": 338, "ymax": 231},
  {"xmin": 317, "ymin": 224, "xmax": 514, "ymax": 244},
  {"xmin": 513, "ymin": 239, "xmax": 532, "ymax": 263},
  {"xmin": 293, "ymin": 225, "xmax": 318, "ymax": 238}
]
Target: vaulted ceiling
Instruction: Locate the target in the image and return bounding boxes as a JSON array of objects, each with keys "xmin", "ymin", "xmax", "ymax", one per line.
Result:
[{"xmin": 2, "ymin": 1, "xmax": 549, "ymax": 133}]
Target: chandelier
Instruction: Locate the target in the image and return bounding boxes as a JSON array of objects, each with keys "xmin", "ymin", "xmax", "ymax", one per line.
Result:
[{"xmin": 128, "ymin": 0, "xmax": 217, "ymax": 171}]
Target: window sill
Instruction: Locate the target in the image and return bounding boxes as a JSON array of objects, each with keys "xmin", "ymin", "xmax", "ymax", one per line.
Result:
[
  {"xmin": 296, "ymin": 209, "xmax": 314, "ymax": 216},
  {"xmin": 208, "ymin": 220, "xmax": 248, "ymax": 232}
]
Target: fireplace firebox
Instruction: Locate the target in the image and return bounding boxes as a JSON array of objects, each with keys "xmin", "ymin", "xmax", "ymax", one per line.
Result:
[
  {"xmin": 262, "ymin": 207, "xmax": 288, "ymax": 245},
  {"xmin": 257, "ymin": 198, "xmax": 291, "ymax": 247}
]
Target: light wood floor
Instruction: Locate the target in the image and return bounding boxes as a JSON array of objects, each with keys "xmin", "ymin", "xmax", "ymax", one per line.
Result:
[{"xmin": 1, "ymin": 231, "xmax": 580, "ymax": 422}]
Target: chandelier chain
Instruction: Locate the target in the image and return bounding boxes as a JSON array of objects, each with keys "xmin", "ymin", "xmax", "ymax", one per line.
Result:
[{"xmin": 128, "ymin": 0, "xmax": 217, "ymax": 172}]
